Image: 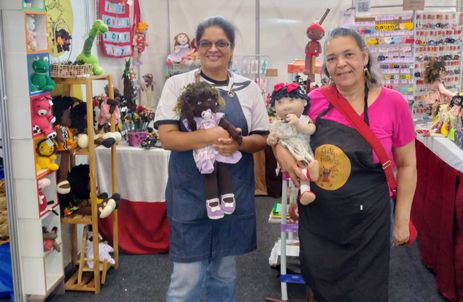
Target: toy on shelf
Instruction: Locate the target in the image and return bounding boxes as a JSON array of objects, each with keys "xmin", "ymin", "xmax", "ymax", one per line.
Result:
[
  {"xmin": 26, "ymin": 14, "xmax": 38, "ymax": 51},
  {"xmin": 30, "ymin": 57, "xmax": 56, "ymax": 92},
  {"xmin": 166, "ymin": 32, "xmax": 191, "ymax": 65},
  {"xmin": 31, "ymin": 95, "xmax": 56, "ymax": 139},
  {"xmin": 96, "ymin": 192, "xmax": 120, "ymax": 219},
  {"xmin": 42, "ymin": 226, "xmax": 60, "ymax": 252},
  {"xmin": 133, "ymin": 21, "xmax": 148, "ymax": 64},
  {"xmin": 267, "ymin": 82, "xmax": 319, "ymax": 205},
  {"xmin": 141, "ymin": 73, "xmax": 155, "ymax": 109},
  {"xmin": 85, "ymin": 231, "xmax": 115, "ymax": 269},
  {"xmin": 35, "ymin": 138, "xmax": 59, "ymax": 172},
  {"xmin": 176, "ymin": 82, "xmax": 242, "ymax": 220},
  {"xmin": 75, "ymin": 20, "xmax": 108, "ymax": 75},
  {"xmin": 37, "ymin": 177, "xmax": 51, "ymax": 215}
]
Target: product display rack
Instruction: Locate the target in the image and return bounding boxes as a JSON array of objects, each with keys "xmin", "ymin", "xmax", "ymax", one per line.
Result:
[
  {"xmin": 0, "ymin": 3, "xmax": 65, "ymax": 301},
  {"xmin": 55, "ymin": 74, "xmax": 119, "ymax": 294}
]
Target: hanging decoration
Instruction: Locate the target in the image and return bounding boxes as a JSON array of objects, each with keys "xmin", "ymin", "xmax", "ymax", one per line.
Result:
[{"xmin": 99, "ymin": 0, "xmax": 132, "ymax": 58}]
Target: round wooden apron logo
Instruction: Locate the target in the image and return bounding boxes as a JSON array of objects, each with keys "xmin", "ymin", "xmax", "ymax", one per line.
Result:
[{"xmin": 314, "ymin": 144, "xmax": 351, "ymax": 190}]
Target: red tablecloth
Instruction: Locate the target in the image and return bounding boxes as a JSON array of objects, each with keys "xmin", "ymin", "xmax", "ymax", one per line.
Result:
[
  {"xmin": 95, "ymin": 146, "xmax": 171, "ymax": 254},
  {"xmin": 412, "ymin": 139, "xmax": 463, "ymax": 302}
]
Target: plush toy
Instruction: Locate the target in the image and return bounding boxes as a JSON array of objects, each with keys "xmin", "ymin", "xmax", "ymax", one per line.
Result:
[
  {"xmin": 35, "ymin": 138, "xmax": 59, "ymax": 171},
  {"xmin": 166, "ymin": 32, "xmax": 191, "ymax": 65},
  {"xmin": 133, "ymin": 21, "xmax": 149, "ymax": 64},
  {"xmin": 304, "ymin": 22, "xmax": 325, "ymax": 77},
  {"xmin": 37, "ymin": 178, "xmax": 51, "ymax": 215},
  {"xmin": 26, "ymin": 15, "xmax": 37, "ymax": 51},
  {"xmin": 31, "ymin": 95, "xmax": 56, "ymax": 139},
  {"xmin": 96, "ymin": 95, "xmax": 121, "ymax": 133},
  {"xmin": 140, "ymin": 127, "xmax": 158, "ymax": 149},
  {"xmin": 141, "ymin": 73, "xmax": 155, "ymax": 109},
  {"xmin": 176, "ymin": 82, "xmax": 242, "ymax": 220},
  {"xmin": 42, "ymin": 226, "xmax": 60, "ymax": 252},
  {"xmin": 85, "ymin": 231, "xmax": 115, "ymax": 269},
  {"xmin": 59, "ymin": 164, "xmax": 90, "ymax": 216},
  {"xmin": 75, "ymin": 20, "xmax": 108, "ymax": 75},
  {"xmin": 96, "ymin": 192, "xmax": 120, "ymax": 219},
  {"xmin": 30, "ymin": 57, "xmax": 56, "ymax": 92},
  {"xmin": 267, "ymin": 82, "xmax": 319, "ymax": 205}
]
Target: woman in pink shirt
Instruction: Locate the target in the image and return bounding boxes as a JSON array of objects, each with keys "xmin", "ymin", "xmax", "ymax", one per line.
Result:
[{"xmin": 273, "ymin": 27, "xmax": 417, "ymax": 302}]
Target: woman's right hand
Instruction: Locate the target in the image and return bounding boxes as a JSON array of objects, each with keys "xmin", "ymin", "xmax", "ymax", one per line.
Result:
[{"xmin": 273, "ymin": 144, "xmax": 306, "ymax": 187}]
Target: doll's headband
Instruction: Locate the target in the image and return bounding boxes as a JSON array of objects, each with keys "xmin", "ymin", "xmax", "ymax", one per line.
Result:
[{"xmin": 270, "ymin": 82, "xmax": 309, "ymax": 106}]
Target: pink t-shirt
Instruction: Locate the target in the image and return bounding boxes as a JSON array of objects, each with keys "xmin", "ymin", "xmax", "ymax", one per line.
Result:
[{"xmin": 308, "ymin": 87, "xmax": 415, "ymax": 164}]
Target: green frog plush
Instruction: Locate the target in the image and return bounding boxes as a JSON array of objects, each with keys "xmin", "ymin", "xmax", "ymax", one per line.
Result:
[{"xmin": 30, "ymin": 57, "xmax": 55, "ymax": 92}]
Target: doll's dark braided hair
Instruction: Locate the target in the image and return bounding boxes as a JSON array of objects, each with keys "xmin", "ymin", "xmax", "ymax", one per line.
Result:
[
  {"xmin": 175, "ymin": 81, "xmax": 225, "ymax": 131},
  {"xmin": 270, "ymin": 82, "xmax": 310, "ymax": 107}
]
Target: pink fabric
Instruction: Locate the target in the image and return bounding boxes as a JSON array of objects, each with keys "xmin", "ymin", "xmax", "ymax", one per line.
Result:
[{"xmin": 309, "ymin": 87, "xmax": 415, "ymax": 163}]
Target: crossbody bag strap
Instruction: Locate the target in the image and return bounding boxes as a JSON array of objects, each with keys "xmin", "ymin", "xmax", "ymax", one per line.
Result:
[{"xmin": 319, "ymin": 85, "xmax": 397, "ymax": 193}]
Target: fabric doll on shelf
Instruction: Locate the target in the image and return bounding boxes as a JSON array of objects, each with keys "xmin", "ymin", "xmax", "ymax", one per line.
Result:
[
  {"xmin": 133, "ymin": 21, "xmax": 148, "ymax": 65},
  {"xmin": 26, "ymin": 14, "xmax": 37, "ymax": 51},
  {"xmin": 166, "ymin": 32, "xmax": 191, "ymax": 65},
  {"xmin": 267, "ymin": 82, "xmax": 319, "ymax": 205},
  {"xmin": 424, "ymin": 59, "xmax": 456, "ymax": 120},
  {"xmin": 176, "ymin": 82, "xmax": 243, "ymax": 220}
]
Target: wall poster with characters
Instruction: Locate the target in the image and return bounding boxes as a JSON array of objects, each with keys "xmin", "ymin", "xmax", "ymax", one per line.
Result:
[{"xmin": 99, "ymin": 0, "xmax": 132, "ymax": 58}]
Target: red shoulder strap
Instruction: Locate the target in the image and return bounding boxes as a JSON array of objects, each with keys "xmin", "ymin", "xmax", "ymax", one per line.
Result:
[{"xmin": 319, "ymin": 86, "xmax": 397, "ymax": 193}]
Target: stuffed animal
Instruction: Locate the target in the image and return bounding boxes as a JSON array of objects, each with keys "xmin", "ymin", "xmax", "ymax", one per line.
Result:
[
  {"xmin": 85, "ymin": 231, "xmax": 115, "ymax": 269},
  {"xmin": 267, "ymin": 82, "xmax": 319, "ymax": 205},
  {"xmin": 35, "ymin": 138, "xmax": 59, "ymax": 171},
  {"xmin": 31, "ymin": 95, "xmax": 56, "ymax": 139},
  {"xmin": 42, "ymin": 226, "xmax": 60, "ymax": 252},
  {"xmin": 304, "ymin": 22, "xmax": 325, "ymax": 77},
  {"xmin": 96, "ymin": 192, "xmax": 120, "ymax": 219},
  {"xmin": 133, "ymin": 21, "xmax": 149, "ymax": 64},
  {"xmin": 176, "ymin": 82, "xmax": 242, "ymax": 220},
  {"xmin": 30, "ymin": 57, "xmax": 56, "ymax": 92},
  {"xmin": 26, "ymin": 15, "xmax": 37, "ymax": 51},
  {"xmin": 75, "ymin": 20, "xmax": 108, "ymax": 75},
  {"xmin": 96, "ymin": 96, "xmax": 121, "ymax": 133},
  {"xmin": 166, "ymin": 32, "xmax": 191, "ymax": 65},
  {"xmin": 59, "ymin": 164, "xmax": 90, "ymax": 216},
  {"xmin": 37, "ymin": 178, "xmax": 51, "ymax": 215}
]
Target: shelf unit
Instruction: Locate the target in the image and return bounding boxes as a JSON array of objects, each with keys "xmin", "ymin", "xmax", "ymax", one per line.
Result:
[
  {"xmin": 267, "ymin": 174, "xmax": 304, "ymax": 302},
  {"xmin": 53, "ymin": 74, "xmax": 118, "ymax": 294},
  {"xmin": 0, "ymin": 3, "xmax": 67, "ymax": 300}
]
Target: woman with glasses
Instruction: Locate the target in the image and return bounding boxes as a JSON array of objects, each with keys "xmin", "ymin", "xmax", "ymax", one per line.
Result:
[{"xmin": 154, "ymin": 16, "xmax": 269, "ymax": 302}]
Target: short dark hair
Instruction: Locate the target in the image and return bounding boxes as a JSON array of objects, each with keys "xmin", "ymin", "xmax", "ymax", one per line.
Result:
[
  {"xmin": 424, "ymin": 60, "xmax": 446, "ymax": 84},
  {"xmin": 196, "ymin": 16, "xmax": 236, "ymax": 48},
  {"xmin": 270, "ymin": 83, "xmax": 310, "ymax": 107}
]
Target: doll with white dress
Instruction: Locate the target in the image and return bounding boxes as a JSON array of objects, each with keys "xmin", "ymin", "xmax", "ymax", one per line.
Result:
[{"xmin": 267, "ymin": 82, "xmax": 319, "ymax": 205}]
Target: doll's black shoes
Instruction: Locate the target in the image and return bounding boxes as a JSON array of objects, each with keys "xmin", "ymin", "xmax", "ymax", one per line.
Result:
[
  {"xmin": 220, "ymin": 193, "xmax": 236, "ymax": 215},
  {"xmin": 206, "ymin": 198, "xmax": 224, "ymax": 220}
]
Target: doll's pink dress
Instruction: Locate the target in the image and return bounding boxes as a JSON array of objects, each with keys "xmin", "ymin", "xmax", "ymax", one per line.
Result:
[{"xmin": 184, "ymin": 109, "xmax": 241, "ymax": 174}]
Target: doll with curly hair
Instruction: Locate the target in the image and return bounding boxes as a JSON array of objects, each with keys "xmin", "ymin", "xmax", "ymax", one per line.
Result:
[
  {"xmin": 267, "ymin": 82, "xmax": 319, "ymax": 205},
  {"xmin": 176, "ymin": 81, "xmax": 243, "ymax": 219},
  {"xmin": 424, "ymin": 59, "xmax": 456, "ymax": 119}
]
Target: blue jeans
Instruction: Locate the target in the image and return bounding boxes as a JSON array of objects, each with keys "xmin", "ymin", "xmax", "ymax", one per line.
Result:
[{"xmin": 166, "ymin": 256, "xmax": 236, "ymax": 302}]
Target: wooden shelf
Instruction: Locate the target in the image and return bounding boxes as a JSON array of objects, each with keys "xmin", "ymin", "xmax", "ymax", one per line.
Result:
[{"xmin": 61, "ymin": 214, "xmax": 92, "ymax": 225}]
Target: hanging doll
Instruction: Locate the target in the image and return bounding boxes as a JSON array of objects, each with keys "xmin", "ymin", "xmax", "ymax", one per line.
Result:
[
  {"xmin": 267, "ymin": 82, "xmax": 319, "ymax": 205},
  {"xmin": 141, "ymin": 73, "xmax": 156, "ymax": 109},
  {"xmin": 133, "ymin": 21, "xmax": 149, "ymax": 64},
  {"xmin": 304, "ymin": 22, "xmax": 325, "ymax": 78},
  {"xmin": 176, "ymin": 82, "xmax": 243, "ymax": 220},
  {"xmin": 166, "ymin": 32, "xmax": 191, "ymax": 65}
]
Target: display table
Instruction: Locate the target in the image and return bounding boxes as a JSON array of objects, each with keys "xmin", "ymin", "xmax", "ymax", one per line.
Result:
[
  {"xmin": 412, "ymin": 134, "xmax": 463, "ymax": 302},
  {"xmin": 95, "ymin": 145, "xmax": 170, "ymax": 254}
]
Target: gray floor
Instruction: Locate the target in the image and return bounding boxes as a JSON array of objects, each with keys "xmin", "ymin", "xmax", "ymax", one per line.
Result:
[{"xmin": 46, "ymin": 196, "xmax": 449, "ymax": 302}]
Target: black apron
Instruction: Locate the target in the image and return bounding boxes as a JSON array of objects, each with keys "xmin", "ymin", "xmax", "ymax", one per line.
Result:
[{"xmin": 298, "ymin": 103, "xmax": 391, "ymax": 302}]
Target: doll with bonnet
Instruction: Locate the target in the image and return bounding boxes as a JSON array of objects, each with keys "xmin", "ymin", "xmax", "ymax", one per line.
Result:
[
  {"xmin": 267, "ymin": 82, "xmax": 319, "ymax": 205},
  {"xmin": 176, "ymin": 82, "xmax": 243, "ymax": 220}
]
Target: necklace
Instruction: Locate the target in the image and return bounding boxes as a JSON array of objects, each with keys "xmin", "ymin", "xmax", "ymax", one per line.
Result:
[{"xmin": 196, "ymin": 69, "xmax": 235, "ymax": 97}]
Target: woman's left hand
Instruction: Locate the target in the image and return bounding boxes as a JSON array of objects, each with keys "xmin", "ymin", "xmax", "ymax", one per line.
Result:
[
  {"xmin": 213, "ymin": 137, "xmax": 240, "ymax": 156},
  {"xmin": 392, "ymin": 219, "xmax": 410, "ymax": 246}
]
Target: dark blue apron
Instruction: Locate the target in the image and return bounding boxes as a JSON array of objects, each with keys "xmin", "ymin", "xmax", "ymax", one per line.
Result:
[
  {"xmin": 166, "ymin": 80, "xmax": 256, "ymax": 263},
  {"xmin": 298, "ymin": 104, "xmax": 390, "ymax": 301}
]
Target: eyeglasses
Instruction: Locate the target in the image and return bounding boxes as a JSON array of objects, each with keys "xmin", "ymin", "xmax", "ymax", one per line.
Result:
[{"xmin": 198, "ymin": 39, "xmax": 231, "ymax": 50}]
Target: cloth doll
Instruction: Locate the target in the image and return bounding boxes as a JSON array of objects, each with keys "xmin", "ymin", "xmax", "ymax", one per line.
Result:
[
  {"xmin": 176, "ymin": 82, "xmax": 243, "ymax": 220},
  {"xmin": 141, "ymin": 73, "xmax": 156, "ymax": 109},
  {"xmin": 166, "ymin": 32, "xmax": 191, "ymax": 65},
  {"xmin": 31, "ymin": 95, "xmax": 56, "ymax": 139},
  {"xmin": 304, "ymin": 22, "xmax": 325, "ymax": 77},
  {"xmin": 26, "ymin": 15, "xmax": 37, "ymax": 51},
  {"xmin": 267, "ymin": 82, "xmax": 319, "ymax": 205},
  {"xmin": 133, "ymin": 21, "xmax": 148, "ymax": 64},
  {"xmin": 85, "ymin": 231, "xmax": 115, "ymax": 269}
]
